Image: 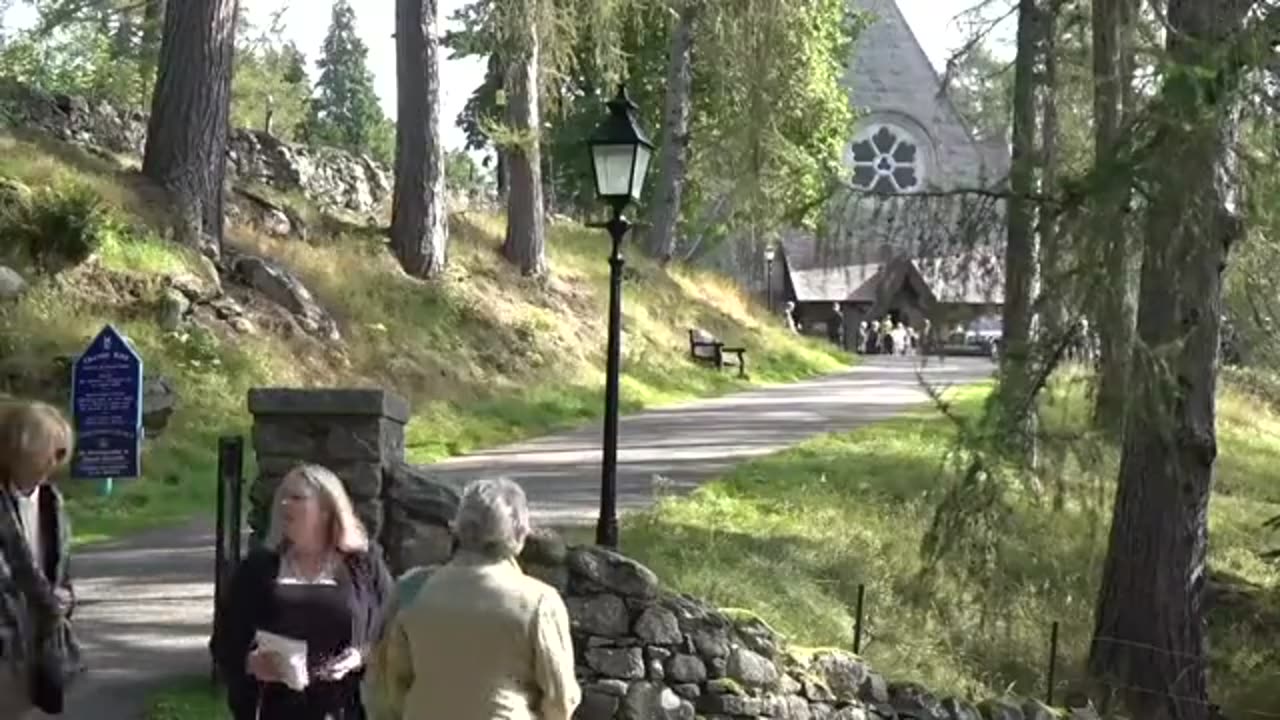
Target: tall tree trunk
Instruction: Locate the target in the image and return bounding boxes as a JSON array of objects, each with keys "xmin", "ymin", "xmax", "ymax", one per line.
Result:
[
  {"xmin": 1037, "ymin": 2, "xmax": 1062, "ymax": 341},
  {"xmin": 996, "ymin": 0, "xmax": 1043, "ymax": 459},
  {"xmin": 140, "ymin": 0, "xmax": 165, "ymax": 85},
  {"xmin": 485, "ymin": 52, "xmax": 509, "ymax": 200},
  {"xmin": 142, "ymin": 0, "xmax": 238, "ymax": 261},
  {"xmin": 646, "ymin": 0, "xmax": 697, "ymax": 264},
  {"xmin": 1087, "ymin": 2, "xmax": 1247, "ymax": 718},
  {"xmin": 1091, "ymin": 0, "xmax": 1137, "ymax": 433},
  {"xmin": 1037, "ymin": 2, "xmax": 1066, "ymax": 504},
  {"xmin": 501, "ymin": 2, "xmax": 546, "ymax": 277},
  {"xmin": 391, "ymin": 0, "xmax": 448, "ymax": 278}
]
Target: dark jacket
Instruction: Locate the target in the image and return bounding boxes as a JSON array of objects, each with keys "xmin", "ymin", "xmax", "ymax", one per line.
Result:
[
  {"xmin": 0, "ymin": 483, "xmax": 80, "ymax": 713},
  {"xmin": 210, "ymin": 547, "xmax": 392, "ymax": 720}
]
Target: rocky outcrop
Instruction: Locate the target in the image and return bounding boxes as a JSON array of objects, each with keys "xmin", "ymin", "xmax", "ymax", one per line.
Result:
[
  {"xmin": 231, "ymin": 255, "xmax": 340, "ymax": 341},
  {"xmin": 0, "ymin": 80, "xmax": 391, "ymax": 218},
  {"xmin": 141, "ymin": 375, "xmax": 178, "ymax": 437},
  {"xmin": 0, "ymin": 80, "xmax": 147, "ymax": 155},
  {"xmin": 227, "ymin": 131, "xmax": 390, "ymax": 221},
  {"xmin": 229, "ymin": 187, "xmax": 308, "ymax": 240}
]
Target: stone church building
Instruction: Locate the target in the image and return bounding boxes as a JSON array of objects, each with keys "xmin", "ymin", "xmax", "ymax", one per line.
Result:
[{"xmin": 761, "ymin": 0, "xmax": 1009, "ymax": 341}]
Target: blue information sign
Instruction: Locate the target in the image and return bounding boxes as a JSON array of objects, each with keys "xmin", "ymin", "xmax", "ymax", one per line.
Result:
[{"xmin": 71, "ymin": 325, "xmax": 143, "ymax": 480}]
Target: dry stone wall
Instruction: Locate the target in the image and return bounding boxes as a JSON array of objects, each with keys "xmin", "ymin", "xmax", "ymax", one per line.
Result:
[
  {"xmin": 519, "ymin": 532, "xmax": 1085, "ymax": 720},
  {"xmin": 0, "ymin": 79, "xmax": 391, "ymax": 218}
]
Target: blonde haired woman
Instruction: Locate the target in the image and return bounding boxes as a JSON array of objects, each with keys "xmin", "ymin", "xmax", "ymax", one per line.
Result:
[
  {"xmin": 211, "ymin": 464, "xmax": 392, "ymax": 720},
  {"xmin": 0, "ymin": 401, "xmax": 82, "ymax": 719},
  {"xmin": 373, "ymin": 477, "xmax": 579, "ymax": 720}
]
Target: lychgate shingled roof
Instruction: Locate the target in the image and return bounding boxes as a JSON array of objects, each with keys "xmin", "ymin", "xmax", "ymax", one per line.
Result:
[{"xmin": 785, "ymin": 249, "xmax": 1005, "ymax": 306}]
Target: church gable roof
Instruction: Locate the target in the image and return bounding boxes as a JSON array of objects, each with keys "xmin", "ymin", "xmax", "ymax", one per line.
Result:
[{"xmin": 844, "ymin": 0, "xmax": 1003, "ymax": 189}]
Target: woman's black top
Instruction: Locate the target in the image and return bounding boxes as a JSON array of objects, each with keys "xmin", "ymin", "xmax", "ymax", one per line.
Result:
[
  {"xmin": 210, "ymin": 547, "xmax": 392, "ymax": 720},
  {"xmin": 257, "ymin": 580, "xmax": 355, "ymax": 718}
]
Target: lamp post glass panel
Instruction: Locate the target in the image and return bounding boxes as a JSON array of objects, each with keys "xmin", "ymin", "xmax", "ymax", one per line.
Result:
[
  {"xmin": 764, "ymin": 245, "xmax": 776, "ymax": 312},
  {"xmin": 587, "ymin": 84, "xmax": 654, "ymax": 549}
]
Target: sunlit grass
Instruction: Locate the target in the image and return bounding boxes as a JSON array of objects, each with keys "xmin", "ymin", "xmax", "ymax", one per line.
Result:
[
  {"xmin": 96, "ymin": 228, "xmax": 202, "ymax": 276},
  {"xmin": 232, "ymin": 210, "xmax": 850, "ymax": 463},
  {"xmin": 616, "ymin": 380, "xmax": 1280, "ymax": 715},
  {"xmin": 0, "ymin": 130, "xmax": 850, "ymax": 541}
]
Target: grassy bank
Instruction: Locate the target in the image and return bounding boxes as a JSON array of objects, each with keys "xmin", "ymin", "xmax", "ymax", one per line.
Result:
[
  {"xmin": 0, "ymin": 129, "xmax": 849, "ymax": 544},
  {"xmin": 146, "ymin": 375, "xmax": 1280, "ymax": 719},
  {"xmin": 616, "ymin": 379, "xmax": 1280, "ymax": 715}
]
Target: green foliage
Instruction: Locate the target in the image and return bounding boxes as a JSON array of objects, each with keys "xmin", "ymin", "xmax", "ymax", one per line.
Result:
[
  {"xmin": 0, "ymin": 177, "xmax": 112, "ymax": 270},
  {"xmin": 367, "ymin": 116, "xmax": 395, "ymax": 167},
  {"xmin": 0, "ymin": 22, "xmax": 150, "ymax": 107},
  {"xmin": 445, "ymin": 149, "xmax": 491, "ymax": 201},
  {"xmin": 677, "ymin": 0, "xmax": 858, "ymax": 242},
  {"xmin": 1226, "ymin": 120, "xmax": 1280, "ymax": 367},
  {"xmin": 231, "ymin": 10, "xmax": 313, "ymax": 142},
  {"xmin": 306, "ymin": 0, "xmax": 390, "ymax": 163},
  {"xmin": 946, "ymin": 45, "xmax": 1013, "ymax": 146},
  {"xmin": 448, "ymin": 0, "xmax": 859, "ymax": 246},
  {"xmin": 0, "ymin": 0, "xmax": 164, "ymax": 106},
  {"xmin": 0, "ymin": 0, "xmax": 336, "ymax": 150}
]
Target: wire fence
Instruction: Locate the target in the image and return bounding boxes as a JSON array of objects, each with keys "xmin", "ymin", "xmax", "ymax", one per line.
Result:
[{"xmin": 845, "ymin": 583, "xmax": 1280, "ymax": 719}]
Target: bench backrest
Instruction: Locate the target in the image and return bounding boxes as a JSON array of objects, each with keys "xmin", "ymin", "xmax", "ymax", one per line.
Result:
[{"xmin": 689, "ymin": 328, "xmax": 719, "ymax": 359}]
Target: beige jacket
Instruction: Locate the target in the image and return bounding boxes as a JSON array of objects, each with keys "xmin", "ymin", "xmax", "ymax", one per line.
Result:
[{"xmin": 375, "ymin": 553, "xmax": 580, "ymax": 720}]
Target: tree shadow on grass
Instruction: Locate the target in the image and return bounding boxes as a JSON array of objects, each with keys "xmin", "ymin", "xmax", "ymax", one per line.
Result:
[{"xmin": 0, "ymin": 128, "xmax": 176, "ymax": 229}]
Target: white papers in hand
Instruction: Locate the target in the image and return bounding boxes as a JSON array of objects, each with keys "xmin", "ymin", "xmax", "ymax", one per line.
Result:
[{"xmin": 254, "ymin": 630, "xmax": 309, "ymax": 692}]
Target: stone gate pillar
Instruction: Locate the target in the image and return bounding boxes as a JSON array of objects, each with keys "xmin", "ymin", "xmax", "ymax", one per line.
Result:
[{"xmin": 246, "ymin": 388, "xmax": 409, "ymax": 545}]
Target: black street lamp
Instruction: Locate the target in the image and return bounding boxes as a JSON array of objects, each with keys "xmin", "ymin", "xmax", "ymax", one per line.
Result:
[
  {"xmin": 764, "ymin": 244, "xmax": 776, "ymax": 313},
  {"xmin": 587, "ymin": 84, "xmax": 654, "ymax": 549}
]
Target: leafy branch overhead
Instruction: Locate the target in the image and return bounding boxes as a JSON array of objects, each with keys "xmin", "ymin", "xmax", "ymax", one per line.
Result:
[{"xmin": 446, "ymin": 0, "xmax": 860, "ymax": 249}]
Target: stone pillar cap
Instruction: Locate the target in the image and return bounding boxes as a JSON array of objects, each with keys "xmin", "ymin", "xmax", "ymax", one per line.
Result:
[{"xmin": 247, "ymin": 388, "xmax": 410, "ymax": 423}]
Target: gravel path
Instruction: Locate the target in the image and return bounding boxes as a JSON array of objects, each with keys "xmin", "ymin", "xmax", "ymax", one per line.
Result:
[{"xmin": 50, "ymin": 356, "xmax": 992, "ymax": 719}]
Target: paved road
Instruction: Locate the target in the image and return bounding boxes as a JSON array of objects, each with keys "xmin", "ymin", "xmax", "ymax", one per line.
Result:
[
  {"xmin": 427, "ymin": 356, "xmax": 993, "ymax": 524},
  {"xmin": 53, "ymin": 356, "xmax": 992, "ymax": 719}
]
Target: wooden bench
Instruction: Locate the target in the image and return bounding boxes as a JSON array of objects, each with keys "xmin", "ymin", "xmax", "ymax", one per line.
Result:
[{"xmin": 688, "ymin": 329, "xmax": 747, "ymax": 378}]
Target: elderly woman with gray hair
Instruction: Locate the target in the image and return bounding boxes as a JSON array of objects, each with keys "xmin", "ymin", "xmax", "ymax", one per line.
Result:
[{"xmin": 372, "ymin": 478, "xmax": 580, "ymax": 720}]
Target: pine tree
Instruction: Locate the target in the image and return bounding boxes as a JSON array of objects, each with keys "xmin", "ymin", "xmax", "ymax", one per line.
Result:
[
  {"xmin": 390, "ymin": 0, "xmax": 447, "ymax": 278},
  {"xmin": 308, "ymin": 0, "xmax": 387, "ymax": 158},
  {"xmin": 142, "ymin": 0, "xmax": 237, "ymax": 261}
]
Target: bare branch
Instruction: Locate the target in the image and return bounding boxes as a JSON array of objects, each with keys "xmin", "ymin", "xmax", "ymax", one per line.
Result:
[{"xmin": 939, "ymin": 1, "xmax": 1020, "ymax": 94}]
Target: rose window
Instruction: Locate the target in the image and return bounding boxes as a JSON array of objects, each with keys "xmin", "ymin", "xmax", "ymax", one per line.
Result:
[{"xmin": 850, "ymin": 125, "xmax": 923, "ymax": 193}]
